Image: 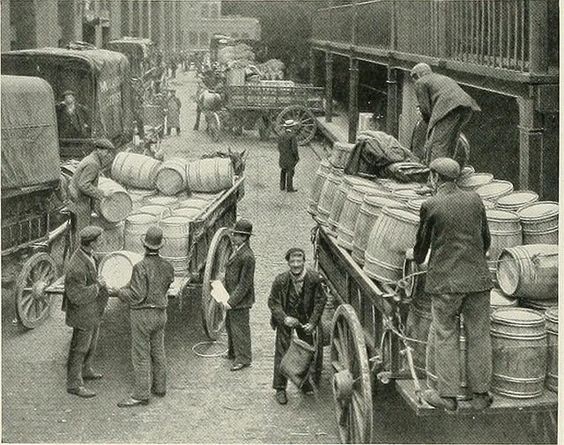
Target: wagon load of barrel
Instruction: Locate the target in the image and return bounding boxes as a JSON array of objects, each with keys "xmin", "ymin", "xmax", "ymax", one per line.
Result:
[{"xmin": 218, "ymin": 43, "xmax": 256, "ymax": 65}]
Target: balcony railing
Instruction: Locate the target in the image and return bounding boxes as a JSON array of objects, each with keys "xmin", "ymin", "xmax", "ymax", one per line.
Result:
[{"xmin": 312, "ymin": 0, "xmax": 558, "ymax": 75}]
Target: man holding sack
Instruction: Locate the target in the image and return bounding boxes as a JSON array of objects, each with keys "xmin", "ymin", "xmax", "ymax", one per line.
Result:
[{"xmin": 268, "ymin": 248, "xmax": 327, "ymax": 405}]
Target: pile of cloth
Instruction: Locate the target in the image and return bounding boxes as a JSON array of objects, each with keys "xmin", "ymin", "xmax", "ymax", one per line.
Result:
[{"xmin": 256, "ymin": 59, "xmax": 285, "ymax": 80}]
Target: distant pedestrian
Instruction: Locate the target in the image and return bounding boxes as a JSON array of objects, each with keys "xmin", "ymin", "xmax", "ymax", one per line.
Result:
[
  {"xmin": 166, "ymin": 89, "xmax": 182, "ymax": 136},
  {"xmin": 63, "ymin": 226, "xmax": 109, "ymax": 399},
  {"xmin": 411, "ymin": 63, "xmax": 480, "ymax": 167},
  {"xmin": 277, "ymin": 120, "xmax": 299, "ymax": 192},
  {"xmin": 268, "ymin": 248, "xmax": 327, "ymax": 405},
  {"xmin": 221, "ymin": 219, "xmax": 256, "ymax": 371},
  {"xmin": 113, "ymin": 226, "xmax": 175, "ymax": 408}
]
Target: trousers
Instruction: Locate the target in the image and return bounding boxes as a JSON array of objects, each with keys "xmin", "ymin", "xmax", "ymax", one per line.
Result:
[
  {"xmin": 426, "ymin": 291, "xmax": 492, "ymax": 397},
  {"xmin": 226, "ymin": 308, "xmax": 252, "ymax": 365},
  {"xmin": 279, "ymin": 169, "xmax": 295, "ymax": 191},
  {"xmin": 425, "ymin": 107, "xmax": 473, "ymax": 167},
  {"xmin": 130, "ymin": 309, "xmax": 167, "ymax": 400},
  {"xmin": 67, "ymin": 326, "xmax": 100, "ymax": 390}
]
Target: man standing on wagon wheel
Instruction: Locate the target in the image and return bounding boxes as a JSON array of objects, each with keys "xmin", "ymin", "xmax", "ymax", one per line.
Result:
[
  {"xmin": 410, "ymin": 158, "xmax": 493, "ymax": 412},
  {"xmin": 268, "ymin": 248, "xmax": 327, "ymax": 405},
  {"xmin": 277, "ymin": 119, "xmax": 299, "ymax": 192}
]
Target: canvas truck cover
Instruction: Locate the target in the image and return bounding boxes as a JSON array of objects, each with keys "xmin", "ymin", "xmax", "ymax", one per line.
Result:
[
  {"xmin": 1, "ymin": 48, "xmax": 133, "ymax": 141},
  {"xmin": 107, "ymin": 40, "xmax": 148, "ymax": 78},
  {"xmin": 1, "ymin": 75, "xmax": 61, "ymax": 191}
]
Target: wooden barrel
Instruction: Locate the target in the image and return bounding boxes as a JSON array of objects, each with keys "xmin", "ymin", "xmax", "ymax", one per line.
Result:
[
  {"xmin": 138, "ymin": 204, "xmax": 171, "ymax": 220},
  {"xmin": 91, "ymin": 215, "xmax": 124, "ymax": 258},
  {"xmin": 186, "ymin": 158, "xmax": 234, "ymax": 193},
  {"xmin": 392, "ymin": 188, "xmax": 422, "ymax": 202},
  {"xmin": 457, "ymin": 165, "xmax": 475, "ymax": 184},
  {"xmin": 545, "ymin": 307, "xmax": 558, "ymax": 393},
  {"xmin": 191, "ymin": 192, "xmax": 219, "ymax": 201},
  {"xmin": 364, "ymin": 207, "xmax": 420, "ymax": 283},
  {"xmin": 475, "ymin": 180, "xmax": 514, "ymax": 202},
  {"xmin": 124, "ymin": 213, "xmax": 158, "ymax": 254},
  {"xmin": 380, "ymin": 180, "xmax": 423, "ymax": 194},
  {"xmin": 308, "ymin": 160, "xmax": 332, "ymax": 216},
  {"xmin": 128, "ymin": 188, "xmax": 156, "ymax": 206},
  {"xmin": 486, "ymin": 209, "xmax": 522, "ymax": 283},
  {"xmin": 518, "ymin": 298, "xmax": 558, "ymax": 313},
  {"xmin": 316, "ymin": 169, "xmax": 343, "ymax": 226},
  {"xmin": 337, "ymin": 184, "xmax": 389, "ymax": 251},
  {"xmin": 156, "ymin": 158, "xmax": 190, "ymax": 195},
  {"xmin": 172, "ymin": 207, "xmax": 202, "ymax": 220},
  {"xmin": 491, "ymin": 307, "xmax": 547, "ymax": 398},
  {"xmin": 111, "ymin": 152, "xmax": 161, "ymax": 189},
  {"xmin": 352, "ymin": 196, "xmax": 405, "ymax": 264},
  {"xmin": 517, "ymin": 201, "xmax": 559, "ymax": 245},
  {"xmin": 145, "ymin": 195, "xmax": 179, "ymax": 208},
  {"xmin": 483, "ymin": 200, "xmax": 496, "ymax": 209},
  {"xmin": 406, "ymin": 197, "xmax": 427, "ymax": 214},
  {"xmin": 496, "ymin": 191, "xmax": 539, "ymax": 212},
  {"xmin": 95, "ymin": 177, "xmax": 132, "ymax": 224},
  {"xmin": 177, "ymin": 197, "xmax": 210, "ymax": 213},
  {"xmin": 99, "ymin": 251, "xmax": 143, "ymax": 289},
  {"xmin": 497, "ymin": 244, "xmax": 558, "ymax": 300},
  {"xmin": 490, "ymin": 288, "xmax": 518, "ymax": 313},
  {"xmin": 329, "ymin": 142, "xmax": 355, "ymax": 169},
  {"xmin": 457, "ymin": 172, "xmax": 493, "ymax": 190},
  {"xmin": 159, "ymin": 216, "xmax": 190, "ymax": 275}
]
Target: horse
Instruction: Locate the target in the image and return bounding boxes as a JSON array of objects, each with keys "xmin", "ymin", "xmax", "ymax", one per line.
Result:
[{"xmin": 194, "ymin": 88, "xmax": 223, "ymax": 133}]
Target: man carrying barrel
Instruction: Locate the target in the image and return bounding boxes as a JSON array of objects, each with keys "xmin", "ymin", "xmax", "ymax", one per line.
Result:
[
  {"xmin": 67, "ymin": 138, "xmax": 115, "ymax": 248},
  {"xmin": 277, "ymin": 119, "xmax": 299, "ymax": 192},
  {"xmin": 268, "ymin": 248, "xmax": 327, "ymax": 405},
  {"xmin": 112, "ymin": 226, "xmax": 175, "ymax": 407},
  {"xmin": 408, "ymin": 158, "xmax": 493, "ymax": 412}
]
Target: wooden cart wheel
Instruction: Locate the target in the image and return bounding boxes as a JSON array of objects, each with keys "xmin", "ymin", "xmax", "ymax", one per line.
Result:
[
  {"xmin": 330, "ymin": 304, "xmax": 373, "ymax": 444},
  {"xmin": 274, "ymin": 105, "xmax": 317, "ymax": 145},
  {"xmin": 15, "ymin": 252, "xmax": 58, "ymax": 329},
  {"xmin": 201, "ymin": 227, "xmax": 233, "ymax": 340}
]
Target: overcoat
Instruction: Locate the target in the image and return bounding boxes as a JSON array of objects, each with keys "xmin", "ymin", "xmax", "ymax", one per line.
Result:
[
  {"xmin": 277, "ymin": 132, "xmax": 299, "ymax": 170},
  {"xmin": 413, "ymin": 182, "xmax": 492, "ymax": 294},
  {"xmin": 224, "ymin": 243, "xmax": 256, "ymax": 309},
  {"xmin": 167, "ymin": 96, "xmax": 182, "ymax": 127},
  {"xmin": 56, "ymin": 102, "xmax": 90, "ymax": 139}
]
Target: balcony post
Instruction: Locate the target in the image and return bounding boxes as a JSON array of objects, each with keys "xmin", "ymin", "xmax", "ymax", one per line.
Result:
[
  {"xmin": 386, "ymin": 67, "xmax": 399, "ymax": 138},
  {"xmin": 436, "ymin": 0, "xmax": 449, "ymax": 58},
  {"xmin": 325, "ymin": 51, "xmax": 334, "ymax": 123},
  {"xmin": 351, "ymin": 0, "xmax": 358, "ymax": 47},
  {"xmin": 348, "ymin": 56, "xmax": 359, "ymax": 144},
  {"xmin": 390, "ymin": 0, "xmax": 397, "ymax": 50},
  {"xmin": 128, "ymin": 0, "xmax": 134, "ymax": 35},
  {"xmin": 529, "ymin": 0, "xmax": 549, "ymax": 74},
  {"xmin": 517, "ymin": 94, "xmax": 545, "ymax": 196}
]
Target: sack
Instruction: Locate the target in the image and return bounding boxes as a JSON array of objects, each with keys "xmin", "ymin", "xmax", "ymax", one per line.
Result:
[{"xmin": 280, "ymin": 331, "xmax": 315, "ymax": 388}]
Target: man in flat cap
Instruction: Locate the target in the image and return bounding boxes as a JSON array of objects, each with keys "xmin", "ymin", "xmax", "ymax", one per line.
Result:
[
  {"xmin": 277, "ymin": 119, "xmax": 299, "ymax": 192},
  {"xmin": 410, "ymin": 63, "xmax": 480, "ymax": 167},
  {"xmin": 56, "ymin": 90, "xmax": 91, "ymax": 139},
  {"xmin": 113, "ymin": 226, "xmax": 175, "ymax": 407},
  {"xmin": 166, "ymin": 89, "xmax": 182, "ymax": 136},
  {"xmin": 68, "ymin": 138, "xmax": 115, "ymax": 248},
  {"xmin": 408, "ymin": 158, "xmax": 493, "ymax": 412},
  {"xmin": 222, "ymin": 219, "xmax": 256, "ymax": 371},
  {"xmin": 268, "ymin": 248, "xmax": 327, "ymax": 405},
  {"xmin": 63, "ymin": 226, "xmax": 109, "ymax": 398}
]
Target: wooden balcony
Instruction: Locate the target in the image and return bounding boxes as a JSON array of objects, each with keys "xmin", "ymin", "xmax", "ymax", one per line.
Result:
[{"xmin": 312, "ymin": 0, "xmax": 558, "ymax": 80}]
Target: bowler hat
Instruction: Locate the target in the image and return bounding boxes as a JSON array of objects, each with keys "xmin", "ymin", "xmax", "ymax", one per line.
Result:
[
  {"xmin": 429, "ymin": 157, "xmax": 461, "ymax": 179},
  {"xmin": 283, "ymin": 119, "xmax": 297, "ymax": 127},
  {"xmin": 93, "ymin": 138, "xmax": 115, "ymax": 151},
  {"xmin": 62, "ymin": 90, "xmax": 76, "ymax": 98},
  {"xmin": 79, "ymin": 225, "xmax": 103, "ymax": 243},
  {"xmin": 232, "ymin": 219, "xmax": 253, "ymax": 236},
  {"xmin": 285, "ymin": 247, "xmax": 306, "ymax": 261},
  {"xmin": 142, "ymin": 226, "xmax": 165, "ymax": 250}
]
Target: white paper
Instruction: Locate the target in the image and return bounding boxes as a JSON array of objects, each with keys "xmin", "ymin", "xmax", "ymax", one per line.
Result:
[{"xmin": 210, "ymin": 280, "xmax": 230, "ymax": 304}]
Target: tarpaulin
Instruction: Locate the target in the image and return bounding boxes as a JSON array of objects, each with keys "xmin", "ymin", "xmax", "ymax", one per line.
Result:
[{"xmin": 1, "ymin": 75, "xmax": 61, "ymax": 191}]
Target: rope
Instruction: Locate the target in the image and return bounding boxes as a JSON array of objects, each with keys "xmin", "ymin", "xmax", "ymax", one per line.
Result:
[{"xmin": 192, "ymin": 340, "xmax": 228, "ymax": 358}]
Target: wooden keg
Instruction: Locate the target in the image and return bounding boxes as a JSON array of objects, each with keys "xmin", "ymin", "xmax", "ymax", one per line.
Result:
[
  {"xmin": 124, "ymin": 213, "xmax": 158, "ymax": 254},
  {"xmin": 490, "ymin": 288, "xmax": 518, "ymax": 313},
  {"xmin": 518, "ymin": 298, "xmax": 558, "ymax": 313},
  {"xmin": 518, "ymin": 201, "xmax": 559, "ymax": 245},
  {"xmin": 496, "ymin": 191, "xmax": 539, "ymax": 212},
  {"xmin": 145, "ymin": 195, "xmax": 179, "ymax": 208},
  {"xmin": 99, "ymin": 251, "xmax": 143, "ymax": 289},
  {"xmin": 363, "ymin": 207, "xmax": 420, "ymax": 283},
  {"xmin": 457, "ymin": 165, "xmax": 476, "ymax": 184},
  {"xmin": 380, "ymin": 180, "xmax": 423, "ymax": 194},
  {"xmin": 486, "ymin": 209, "xmax": 522, "ymax": 283},
  {"xmin": 127, "ymin": 188, "xmax": 156, "ymax": 206},
  {"xmin": 497, "ymin": 244, "xmax": 558, "ymax": 300},
  {"xmin": 156, "ymin": 158, "xmax": 190, "ymax": 195},
  {"xmin": 475, "ymin": 180, "xmax": 514, "ymax": 202},
  {"xmin": 111, "ymin": 152, "xmax": 161, "ymax": 189},
  {"xmin": 138, "ymin": 204, "xmax": 171, "ymax": 221},
  {"xmin": 406, "ymin": 197, "xmax": 427, "ymax": 214},
  {"xmin": 186, "ymin": 158, "xmax": 234, "ymax": 193},
  {"xmin": 159, "ymin": 215, "xmax": 190, "ymax": 260},
  {"xmin": 95, "ymin": 177, "xmax": 132, "ymax": 224},
  {"xmin": 483, "ymin": 200, "xmax": 496, "ymax": 209},
  {"xmin": 545, "ymin": 307, "xmax": 558, "ymax": 393},
  {"xmin": 351, "ymin": 196, "xmax": 405, "ymax": 264},
  {"xmin": 491, "ymin": 307, "xmax": 547, "ymax": 398},
  {"xmin": 191, "ymin": 192, "xmax": 219, "ymax": 201},
  {"xmin": 316, "ymin": 169, "xmax": 343, "ymax": 226},
  {"xmin": 178, "ymin": 197, "xmax": 211, "ymax": 210},
  {"xmin": 329, "ymin": 142, "xmax": 355, "ymax": 169},
  {"xmin": 392, "ymin": 188, "xmax": 422, "ymax": 203},
  {"xmin": 172, "ymin": 207, "xmax": 202, "ymax": 220},
  {"xmin": 336, "ymin": 184, "xmax": 388, "ymax": 251},
  {"xmin": 457, "ymin": 172, "xmax": 493, "ymax": 190},
  {"xmin": 308, "ymin": 160, "xmax": 332, "ymax": 216}
]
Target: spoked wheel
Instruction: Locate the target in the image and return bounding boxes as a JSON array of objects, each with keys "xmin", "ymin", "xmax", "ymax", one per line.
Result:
[
  {"xmin": 330, "ymin": 304, "xmax": 373, "ymax": 444},
  {"xmin": 15, "ymin": 252, "xmax": 58, "ymax": 329},
  {"xmin": 201, "ymin": 227, "xmax": 233, "ymax": 340},
  {"xmin": 274, "ymin": 105, "xmax": 317, "ymax": 145}
]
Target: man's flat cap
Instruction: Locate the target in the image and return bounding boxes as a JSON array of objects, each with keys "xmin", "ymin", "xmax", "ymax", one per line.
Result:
[
  {"xmin": 285, "ymin": 247, "xmax": 306, "ymax": 261},
  {"xmin": 79, "ymin": 226, "xmax": 103, "ymax": 243},
  {"xmin": 410, "ymin": 63, "xmax": 432, "ymax": 78},
  {"xmin": 93, "ymin": 138, "xmax": 115, "ymax": 151},
  {"xmin": 429, "ymin": 157, "xmax": 461, "ymax": 179},
  {"xmin": 62, "ymin": 90, "xmax": 76, "ymax": 97}
]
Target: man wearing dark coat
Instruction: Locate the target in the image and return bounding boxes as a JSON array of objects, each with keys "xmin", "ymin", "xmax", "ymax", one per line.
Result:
[
  {"xmin": 63, "ymin": 226, "xmax": 109, "ymax": 398},
  {"xmin": 277, "ymin": 119, "xmax": 299, "ymax": 192},
  {"xmin": 410, "ymin": 158, "xmax": 493, "ymax": 412},
  {"xmin": 222, "ymin": 219, "xmax": 256, "ymax": 371},
  {"xmin": 411, "ymin": 63, "xmax": 480, "ymax": 167},
  {"xmin": 56, "ymin": 90, "xmax": 91, "ymax": 139},
  {"xmin": 268, "ymin": 248, "xmax": 327, "ymax": 405}
]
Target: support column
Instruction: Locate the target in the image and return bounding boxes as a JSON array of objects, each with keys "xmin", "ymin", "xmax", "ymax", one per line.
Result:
[
  {"xmin": 128, "ymin": 0, "xmax": 134, "ymax": 35},
  {"xmin": 386, "ymin": 67, "xmax": 399, "ymax": 137},
  {"xmin": 517, "ymin": 94, "xmax": 545, "ymax": 196},
  {"xmin": 529, "ymin": 0, "xmax": 548, "ymax": 74},
  {"xmin": 325, "ymin": 51, "xmax": 333, "ymax": 123},
  {"xmin": 147, "ymin": 0, "xmax": 152, "ymax": 40},
  {"xmin": 348, "ymin": 57, "xmax": 359, "ymax": 144}
]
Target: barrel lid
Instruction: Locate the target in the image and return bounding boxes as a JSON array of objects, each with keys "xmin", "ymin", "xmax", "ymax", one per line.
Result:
[
  {"xmin": 381, "ymin": 180, "xmax": 422, "ymax": 193},
  {"xmin": 160, "ymin": 216, "xmax": 191, "ymax": 225},
  {"xmin": 139, "ymin": 204, "xmax": 168, "ymax": 214},
  {"xmin": 475, "ymin": 180, "xmax": 514, "ymax": 199},
  {"xmin": 147, "ymin": 196, "xmax": 179, "ymax": 206},
  {"xmin": 99, "ymin": 251, "xmax": 143, "ymax": 288},
  {"xmin": 127, "ymin": 188, "xmax": 156, "ymax": 197},
  {"xmin": 407, "ymin": 198, "xmax": 427, "ymax": 212},
  {"xmin": 353, "ymin": 184, "xmax": 389, "ymax": 197},
  {"xmin": 519, "ymin": 298, "xmax": 558, "ymax": 311},
  {"xmin": 497, "ymin": 191, "xmax": 539, "ymax": 208},
  {"xmin": 393, "ymin": 189, "xmax": 421, "ymax": 201},
  {"xmin": 490, "ymin": 288, "xmax": 517, "ymax": 307},
  {"xmin": 172, "ymin": 207, "xmax": 202, "ymax": 219},
  {"xmin": 382, "ymin": 206, "xmax": 420, "ymax": 224},
  {"xmin": 127, "ymin": 213, "xmax": 158, "ymax": 223},
  {"xmin": 178, "ymin": 197, "xmax": 209, "ymax": 209},
  {"xmin": 492, "ymin": 307, "xmax": 544, "ymax": 324},
  {"xmin": 518, "ymin": 201, "xmax": 559, "ymax": 220},
  {"xmin": 486, "ymin": 208, "xmax": 520, "ymax": 222},
  {"xmin": 457, "ymin": 172, "xmax": 493, "ymax": 188},
  {"xmin": 483, "ymin": 200, "xmax": 496, "ymax": 209},
  {"xmin": 344, "ymin": 176, "xmax": 383, "ymax": 190},
  {"xmin": 545, "ymin": 307, "xmax": 559, "ymax": 322}
]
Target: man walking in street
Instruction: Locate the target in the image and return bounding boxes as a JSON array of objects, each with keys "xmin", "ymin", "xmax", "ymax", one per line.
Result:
[
  {"xmin": 277, "ymin": 119, "xmax": 299, "ymax": 192},
  {"xmin": 222, "ymin": 219, "xmax": 256, "ymax": 371},
  {"xmin": 410, "ymin": 157, "xmax": 493, "ymax": 412},
  {"xmin": 411, "ymin": 63, "xmax": 480, "ymax": 167},
  {"xmin": 63, "ymin": 226, "xmax": 109, "ymax": 399},
  {"xmin": 113, "ymin": 226, "xmax": 175, "ymax": 407},
  {"xmin": 166, "ymin": 89, "xmax": 182, "ymax": 136},
  {"xmin": 268, "ymin": 248, "xmax": 327, "ymax": 405}
]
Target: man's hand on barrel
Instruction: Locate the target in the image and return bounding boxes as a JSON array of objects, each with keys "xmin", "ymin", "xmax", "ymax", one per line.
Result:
[{"xmin": 284, "ymin": 316, "xmax": 300, "ymax": 328}]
